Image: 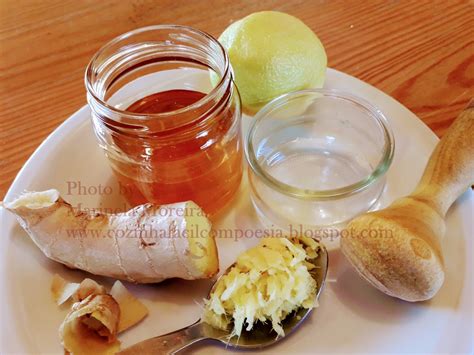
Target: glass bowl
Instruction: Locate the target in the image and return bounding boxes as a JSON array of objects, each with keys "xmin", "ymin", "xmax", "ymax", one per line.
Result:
[{"xmin": 245, "ymin": 89, "xmax": 394, "ymax": 230}]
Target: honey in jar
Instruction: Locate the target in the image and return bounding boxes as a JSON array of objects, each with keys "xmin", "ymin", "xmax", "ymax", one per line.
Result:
[
  {"xmin": 113, "ymin": 89, "xmax": 242, "ymax": 215},
  {"xmin": 86, "ymin": 26, "xmax": 243, "ymax": 215}
]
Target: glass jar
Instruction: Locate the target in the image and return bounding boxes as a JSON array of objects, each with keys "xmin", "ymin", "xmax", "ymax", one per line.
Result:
[
  {"xmin": 245, "ymin": 89, "xmax": 394, "ymax": 229},
  {"xmin": 85, "ymin": 26, "xmax": 243, "ymax": 216}
]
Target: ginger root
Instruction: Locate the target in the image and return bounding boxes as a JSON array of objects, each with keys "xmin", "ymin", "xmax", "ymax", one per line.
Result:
[{"xmin": 5, "ymin": 189, "xmax": 219, "ymax": 283}]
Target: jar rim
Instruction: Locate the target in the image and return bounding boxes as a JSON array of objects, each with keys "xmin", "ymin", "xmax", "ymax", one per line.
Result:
[
  {"xmin": 84, "ymin": 25, "xmax": 230, "ymax": 121},
  {"xmin": 245, "ymin": 88, "xmax": 395, "ymax": 200}
]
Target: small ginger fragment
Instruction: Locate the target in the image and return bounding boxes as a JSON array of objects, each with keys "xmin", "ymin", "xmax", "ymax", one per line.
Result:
[
  {"xmin": 51, "ymin": 275, "xmax": 105, "ymax": 305},
  {"xmin": 60, "ymin": 294, "xmax": 120, "ymax": 355},
  {"xmin": 74, "ymin": 278, "xmax": 106, "ymax": 302},
  {"xmin": 51, "ymin": 274, "xmax": 80, "ymax": 306},
  {"xmin": 110, "ymin": 281, "xmax": 149, "ymax": 332}
]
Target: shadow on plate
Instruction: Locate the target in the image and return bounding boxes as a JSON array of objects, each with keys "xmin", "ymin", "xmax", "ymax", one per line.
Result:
[
  {"xmin": 328, "ymin": 248, "xmax": 423, "ymax": 323},
  {"xmin": 329, "ymin": 230, "xmax": 464, "ymax": 320}
]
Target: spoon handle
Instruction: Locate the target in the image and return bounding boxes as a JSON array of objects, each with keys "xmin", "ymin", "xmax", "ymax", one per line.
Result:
[
  {"xmin": 118, "ymin": 319, "xmax": 206, "ymax": 355},
  {"xmin": 412, "ymin": 100, "xmax": 474, "ymax": 215}
]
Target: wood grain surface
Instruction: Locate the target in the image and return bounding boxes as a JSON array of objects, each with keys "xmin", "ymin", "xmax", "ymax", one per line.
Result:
[{"xmin": 0, "ymin": 0, "xmax": 473, "ymax": 199}]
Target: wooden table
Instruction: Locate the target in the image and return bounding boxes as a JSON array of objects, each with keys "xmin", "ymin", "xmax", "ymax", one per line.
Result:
[{"xmin": 0, "ymin": 1, "xmax": 472, "ymax": 199}]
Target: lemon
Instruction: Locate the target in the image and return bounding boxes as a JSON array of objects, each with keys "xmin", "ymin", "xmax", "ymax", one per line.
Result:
[{"xmin": 214, "ymin": 11, "xmax": 327, "ymax": 111}]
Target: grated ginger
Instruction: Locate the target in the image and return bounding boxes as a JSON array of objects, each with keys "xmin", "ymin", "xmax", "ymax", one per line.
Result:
[{"xmin": 203, "ymin": 237, "xmax": 319, "ymax": 337}]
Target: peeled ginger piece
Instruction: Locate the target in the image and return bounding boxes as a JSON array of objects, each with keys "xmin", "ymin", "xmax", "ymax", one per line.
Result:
[
  {"xmin": 110, "ymin": 280, "xmax": 149, "ymax": 332},
  {"xmin": 203, "ymin": 237, "xmax": 319, "ymax": 337}
]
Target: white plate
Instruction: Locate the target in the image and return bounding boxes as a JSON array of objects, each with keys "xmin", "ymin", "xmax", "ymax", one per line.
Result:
[{"xmin": 1, "ymin": 69, "xmax": 472, "ymax": 354}]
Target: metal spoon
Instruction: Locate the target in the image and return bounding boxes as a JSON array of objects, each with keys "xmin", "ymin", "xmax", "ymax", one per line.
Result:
[{"xmin": 119, "ymin": 244, "xmax": 328, "ymax": 354}]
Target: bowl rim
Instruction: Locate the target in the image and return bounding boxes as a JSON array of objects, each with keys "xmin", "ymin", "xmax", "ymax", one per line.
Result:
[{"xmin": 244, "ymin": 88, "xmax": 395, "ymax": 200}]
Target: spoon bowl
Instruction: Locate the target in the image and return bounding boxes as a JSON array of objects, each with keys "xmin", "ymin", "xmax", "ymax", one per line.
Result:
[{"xmin": 119, "ymin": 242, "xmax": 329, "ymax": 354}]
